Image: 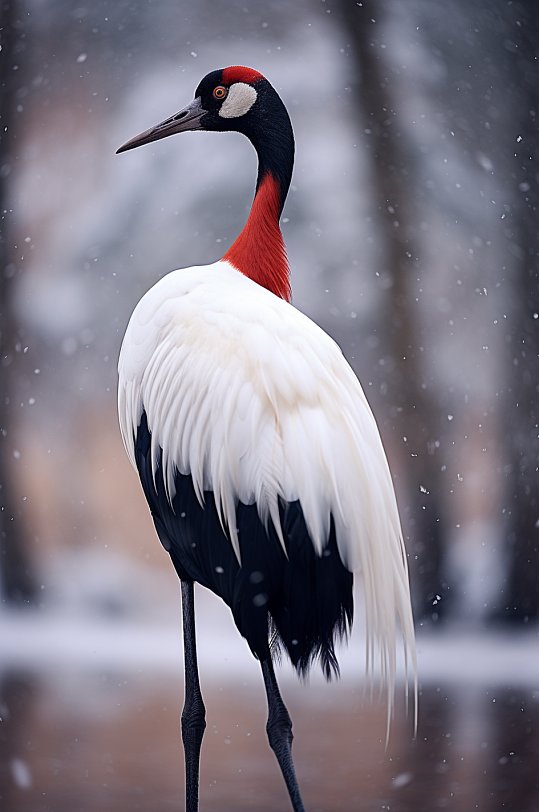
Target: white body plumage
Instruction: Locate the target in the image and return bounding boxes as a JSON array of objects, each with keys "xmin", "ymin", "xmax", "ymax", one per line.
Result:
[{"xmin": 118, "ymin": 258, "xmax": 415, "ymax": 701}]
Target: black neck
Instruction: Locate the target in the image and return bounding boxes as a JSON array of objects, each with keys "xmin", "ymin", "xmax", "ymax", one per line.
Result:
[{"xmin": 245, "ymin": 85, "xmax": 295, "ymax": 215}]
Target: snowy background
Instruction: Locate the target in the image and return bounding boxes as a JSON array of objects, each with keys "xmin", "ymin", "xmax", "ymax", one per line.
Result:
[{"xmin": 0, "ymin": 0, "xmax": 538, "ymax": 809}]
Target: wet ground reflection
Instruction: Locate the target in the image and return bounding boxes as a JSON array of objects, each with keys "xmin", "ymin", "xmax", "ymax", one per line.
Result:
[{"xmin": 1, "ymin": 663, "xmax": 538, "ymax": 811}]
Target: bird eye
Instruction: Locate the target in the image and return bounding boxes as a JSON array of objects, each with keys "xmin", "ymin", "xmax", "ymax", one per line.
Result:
[{"xmin": 213, "ymin": 86, "xmax": 227, "ymax": 100}]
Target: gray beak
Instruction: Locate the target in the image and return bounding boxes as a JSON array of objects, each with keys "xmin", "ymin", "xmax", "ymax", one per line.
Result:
[{"xmin": 116, "ymin": 97, "xmax": 205, "ymax": 154}]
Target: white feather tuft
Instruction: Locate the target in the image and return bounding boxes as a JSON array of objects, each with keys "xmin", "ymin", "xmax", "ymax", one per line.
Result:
[{"xmin": 219, "ymin": 83, "xmax": 258, "ymax": 119}]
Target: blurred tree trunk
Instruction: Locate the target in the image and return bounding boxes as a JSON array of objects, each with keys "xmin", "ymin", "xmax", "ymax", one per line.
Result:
[
  {"xmin": 502, "ymin": 10, "xmax": 539, "ymax": 622},
  {"xmin": 339, "ymin": 0, "xmax": 448, "ymax": 621},
  {"xmin": 0, "ymin": 0, "xmax": 36, "ymax": 604}
]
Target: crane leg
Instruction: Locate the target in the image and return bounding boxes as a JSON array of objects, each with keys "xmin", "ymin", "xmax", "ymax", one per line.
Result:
[
  {"xmin": 261, "ymin": 657, "xmax": 306, "ymax": 812},
  {"xmin": 180, "ymin": 579, "xmax": 206, "ymax": 812}
]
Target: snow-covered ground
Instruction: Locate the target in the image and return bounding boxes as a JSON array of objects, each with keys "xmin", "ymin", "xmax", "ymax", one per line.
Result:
[{"xmin": 1, "ymin": 593, "xmax": 537, "ymax": 690}]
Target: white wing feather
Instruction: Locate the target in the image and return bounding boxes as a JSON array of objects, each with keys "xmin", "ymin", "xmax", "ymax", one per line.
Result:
[{"xmin": 118, "ymin": 260, "xmax": 416, "ymax": 711}]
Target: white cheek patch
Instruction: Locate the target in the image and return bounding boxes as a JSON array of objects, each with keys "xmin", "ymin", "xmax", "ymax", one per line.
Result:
[{"xmin": 219, "ymin": 83, "xmax": 258, "ymax": 119}]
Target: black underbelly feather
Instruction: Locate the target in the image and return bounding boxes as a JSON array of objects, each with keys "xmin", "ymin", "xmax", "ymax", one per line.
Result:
[{"xmin": 134, "ymin": 410, "xmax": 353, "ymax": 679}]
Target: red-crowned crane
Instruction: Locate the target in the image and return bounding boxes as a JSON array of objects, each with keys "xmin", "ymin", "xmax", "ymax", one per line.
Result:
[{"xmin": 116, "ymin": 66, "xmax": 416, "ymax": 812}]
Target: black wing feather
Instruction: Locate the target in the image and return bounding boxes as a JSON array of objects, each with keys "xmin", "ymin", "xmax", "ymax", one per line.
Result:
[{"xmin": 135, "ymin": 410, "xmax": 353, "ymax": 677}]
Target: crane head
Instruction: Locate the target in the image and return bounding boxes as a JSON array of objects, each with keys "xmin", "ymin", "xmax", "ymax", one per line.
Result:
[{"xmin": 116, "ymin": 66, "xmax": 281, "ymax": 154}]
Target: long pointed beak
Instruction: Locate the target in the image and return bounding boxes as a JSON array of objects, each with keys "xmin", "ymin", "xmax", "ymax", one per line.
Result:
[{"xmin": 116, "ymin": 97, "xmax": 206, "ymax": 154}]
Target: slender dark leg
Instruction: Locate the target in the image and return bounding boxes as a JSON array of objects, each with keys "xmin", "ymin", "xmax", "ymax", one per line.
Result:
[
  {"xmin": 261, "ymin": 658, "xmax": 306, "ymax": 812},
  {"xmin": 181, "ymin": 579, "xmax": 206, "ymax": 812}
]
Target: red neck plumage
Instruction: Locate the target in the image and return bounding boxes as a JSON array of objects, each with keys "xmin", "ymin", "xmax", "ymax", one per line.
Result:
[{"xmin": 224, "ymin": 172, "xmax": 291, "ymax": 303}]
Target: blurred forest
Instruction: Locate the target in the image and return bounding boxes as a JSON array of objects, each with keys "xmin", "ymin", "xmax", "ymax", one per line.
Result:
[{"xmin": 0, "ymin": 0, "xmax": 538, "ymax": 635}]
